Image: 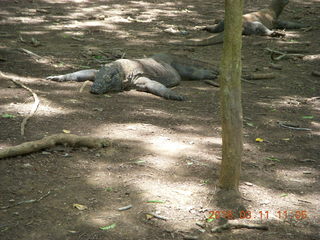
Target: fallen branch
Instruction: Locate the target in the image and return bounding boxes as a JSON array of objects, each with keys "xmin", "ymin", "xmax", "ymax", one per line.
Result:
[
  {"xmin": 0, "ymin": 71, "xmax": 40, "ymax": 136},
  {"xmin": 211, "ymin": 222, "xmax": 268, "ymax": 233},
  {"xmin": 0, "ymin": 134, "xmax": 110, "ymax": 159}
]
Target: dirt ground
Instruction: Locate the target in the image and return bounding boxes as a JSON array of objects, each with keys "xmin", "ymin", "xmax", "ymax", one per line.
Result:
[{"xmin": 0, "ymin": 0, "xmax": 319, "ymax": 239}]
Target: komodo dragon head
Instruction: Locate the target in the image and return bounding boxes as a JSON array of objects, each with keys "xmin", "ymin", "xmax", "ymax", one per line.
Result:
[{"xmin": 90, "ymin": 64, "xmax": 122, "ymax": 94}]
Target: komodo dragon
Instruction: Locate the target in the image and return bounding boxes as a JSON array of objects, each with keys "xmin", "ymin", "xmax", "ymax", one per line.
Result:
[
  {"xmin": 177, "ymin": 0, "xmax": 306, "ymax": 46},
  {"xmin": 46, "ymin": 53, "xmax": 219, "ymax": 101}
]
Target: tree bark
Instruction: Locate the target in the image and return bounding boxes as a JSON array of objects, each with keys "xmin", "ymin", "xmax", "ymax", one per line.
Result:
[{"xmin": 218, "ymin": 0, "xmax": 244, "ymax": 190}]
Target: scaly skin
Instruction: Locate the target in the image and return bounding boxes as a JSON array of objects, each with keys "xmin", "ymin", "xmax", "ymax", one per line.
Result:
[
  {"xmin": 46, "ymin": 53, "xmax": 219, "ymax": 101},
  {"xmin": 175, "ymin": 0, "xmax": 305, "ymax": 46}
]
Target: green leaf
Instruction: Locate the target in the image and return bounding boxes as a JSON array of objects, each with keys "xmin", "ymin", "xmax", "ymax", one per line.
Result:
[
  {"xmin": 207, "ymin": 218, "xmax": 214, "ymax": 222},
  {"xmin": 203, "ymin": 180, "xmax": 209, "ymax": 184},
  {"xmin": 2, "ymin": 114, "xmax": 15, "ymax": 118},
  {"xmin": 246, "ymin": 122, "xmax": 254, "ymax": 127},
  {"xmin": 265, "ymin": 157, "xmax": 281, "ymax": 162},
  {"xmin": 302, "ymin": 116, "xmax": 314, "ymax": 119},
  {"xmin": 104, "ymin": 187, "xmax": 113, "ymax": 192},
  {"xmin": 146, "ymin": 200, "xmax": 165, "ymax": 203},
  {"xmin": 94, "ymin": 55, "xmax": 103, "ymax": 59},
  {"xmin": 280, "ymin": 193, "xmax": 288, "ymax": 197},
  {"xmin": 100, "ymin": 223, "xmax": 116, "ymax": 231}
]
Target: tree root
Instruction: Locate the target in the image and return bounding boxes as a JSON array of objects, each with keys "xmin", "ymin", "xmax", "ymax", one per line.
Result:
[
  {"xmin": 0, "ymin": 71, "xmax": 40, "ymax": 136},
  {"xmin": 0, "ymin": 134, "xmax": 110, "ymax": 159},
  {"xmin": 211, "ymin": 222, "xmax": 268, "ymax": 233}
]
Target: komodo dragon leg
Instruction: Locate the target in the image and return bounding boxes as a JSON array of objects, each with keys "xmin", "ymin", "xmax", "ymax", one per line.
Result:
[
  {"xmin": 133, "ymin": 76, "xmax": 185, "ymax": 101},
  {"xmin": 274, "ymin": 20, "xmax": 307, "ymax": 29},
  {"xmin": 203, "ymin": 21, "xmax": 225, "ymax": 33},
  {"xmin": 46, "ymin": 69, "xmax": 98, "ymax": 82},
  {"xmin": 170, "ymin": 62, "xmax": 219, "ymax": 80}
]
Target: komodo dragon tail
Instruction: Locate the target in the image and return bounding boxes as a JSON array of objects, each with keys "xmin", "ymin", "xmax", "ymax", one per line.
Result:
[{"xmin": 171, "ymin": 32, "xmax": 224, "ymax": 46}]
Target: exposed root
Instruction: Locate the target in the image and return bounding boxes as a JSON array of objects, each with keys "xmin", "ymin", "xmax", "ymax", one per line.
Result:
[
  {"xmin": 0, "ymin": 71, "xmax": 40, "ymax": 136},
  {"xmin": 0, "ymin": 133, "xmax": 110, "ymax": 159}
]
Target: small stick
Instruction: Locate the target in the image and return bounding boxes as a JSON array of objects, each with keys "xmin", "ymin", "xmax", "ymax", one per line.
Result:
[
  {"xmin": 298, "ymin": 199, "xmax": 312, "ymax": 204},
  {"xmin": 203, "ymin": 80, "xmax": 219, "ymax": 87},
  {"xmin": 18, "ymin": 48, "xmax": 50, "ymax": 64},
  {"xmin": 0, "ymin": 191, "xmax": 51, "ymax": 210},
  {"xmin": 147, "ymin": 212, "xmax": 168, "ymax": 221},
  {"xmin": 277, "ymin": 122, "xmax": 311, "ymax": 131},
  {"xmin": 0, "ymin": 71, "xmax": 40, "ymax": 136},
  {"xmin": 118, "ymin": 205, "xmax": 133, "ymax": 211},
  {"xmin": 18, "ymin": 48, "xmax": 42, "ymax": 59},
  {"xmin": 79, "ymin": 80, "xmax": 91, "ymax": 92},
  {"xmin": 265, "ymin": 48, "xmax": 304, "ymax": 61}
]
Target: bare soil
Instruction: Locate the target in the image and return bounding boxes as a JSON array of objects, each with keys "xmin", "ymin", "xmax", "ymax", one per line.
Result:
[{"xmin": 0, "ymin": 0, "xmax": 319, "ymax": 239}]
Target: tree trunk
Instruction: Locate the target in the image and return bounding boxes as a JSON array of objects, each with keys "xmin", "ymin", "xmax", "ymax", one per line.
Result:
[{"xmin": 218, "ymin": 0, "xmax": 244, "ymax": 191}]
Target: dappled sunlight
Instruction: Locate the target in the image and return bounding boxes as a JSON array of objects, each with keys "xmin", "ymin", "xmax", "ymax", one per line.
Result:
[{"xmin": 1, "ymin": 101, "xmax": 70, "ymax": 117}]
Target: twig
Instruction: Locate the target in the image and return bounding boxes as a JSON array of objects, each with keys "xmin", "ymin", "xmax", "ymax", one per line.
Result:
[
  {"xmin": 211, "ymin": 222, "xmax": 268, "ymax": 232},
  {"xmin": 0, "ymin": 71, "xmax": 40, "ymax": 136},
  {"xmin": 265, "ymin": 48, "xmax": 304, "ymax": 61},
  {"xmin": 18, "ymin": 48, "xmax": 42, "ymax": 59},
  {"xmin": 18, "ymin": 48, "xmax": 50, "ymax": 63},
  {"xmin": 79, "ymin": 80, "xmax": 91, "ymax": 93},
  {"xmin": 241, "ymin": 78, "xmax": 258, "ymax": 85},
  {"xmin": 0, "ymin": 191, "xmax": 51, "ymax": 210},
  {"xmin": 203, "ymin": 80, "xmax": 220, "ymax": 87},
  {"xmin": 277, "ymin": 122, "xmax": 311, "ymax": 131},
  {"xmin": 298, "ymin": 199, "xmax": 312, "ymax": 204},
  {"xmin": 118, "ymin": 205, "xmax": 133, "ymax": 211}
]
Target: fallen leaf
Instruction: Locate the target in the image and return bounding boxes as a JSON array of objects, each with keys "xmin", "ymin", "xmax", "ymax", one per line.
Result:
[
  {"xmin": 302, "ymin": 115, "xmax": 314, "ymax": 119},
  {"xmin": 282, "ymin": 138, "xmax": 290, "ymax": 141},
  {"xmin": 73, "ymin": 203, "xmax": 88, "ymax": 211},
  {"xmin": 63, "ymin": 129, "xmax": 71, "ymax": 134},
  {"xmin": 246, "ymin": 122, "xmax": 254, "ymax": 127},
  {"xmin": 255, "ymin": 138, "xmax": 264, "ymax": 142},
  {"xmin": 146, "ymin": 200, "xmax": 165, "ymax": 204},
  {"xmin": 265, "ymin": 157, "xmax": 281, "ymax": 162},
  {"xmin": 100, "ymin": 223, "xmax": 116, "ymax": 230},
  {"xmin": 146, "ymin": 214, "xmax": 154, "ymax": 220},
  {"xmin": 2, "ymin": 114, "xmax": 15, "ymax": 118}
]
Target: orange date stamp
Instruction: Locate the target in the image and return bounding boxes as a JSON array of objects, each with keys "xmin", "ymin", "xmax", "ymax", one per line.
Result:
[{"xmin": 208, "ymin": 210, "xmax": 308, "ymax": 220}]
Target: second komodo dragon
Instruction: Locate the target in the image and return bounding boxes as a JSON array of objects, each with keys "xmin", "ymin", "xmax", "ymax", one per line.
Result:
[
  {"xmin": 46, "ymin": 53, "xmax": 219, "ymax": 101},
  {"xmin": 177, "ymin": 0, "xmax": 306, "ymax": 46}
]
